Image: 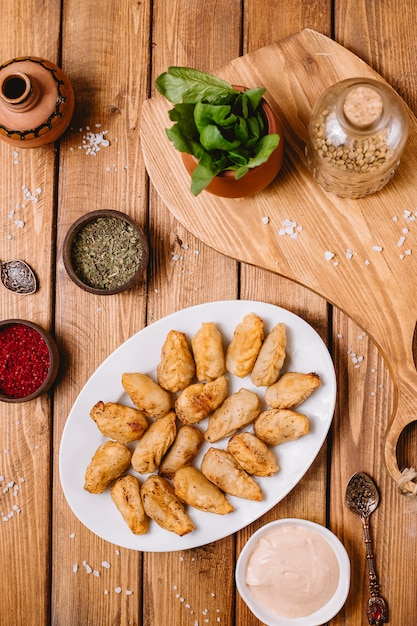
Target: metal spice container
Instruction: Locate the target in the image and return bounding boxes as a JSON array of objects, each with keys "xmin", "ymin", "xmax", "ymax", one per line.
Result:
[{"xmin": 306, "ymin": 78, "xmax": 409, "ymax": 198}]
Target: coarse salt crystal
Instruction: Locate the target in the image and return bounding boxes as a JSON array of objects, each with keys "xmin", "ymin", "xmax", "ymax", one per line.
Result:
[
  {"xmin": 324, "ymin": 251, "xmax": 334, "ymax": 261},
  {"xmin": 397, "ymin": 236, "xmax": 406, "ymax": 247},
  {"xmin": 261, "ymin": 215, "xmax": 269, "ymax": 224},
  {"xmin": 102, "ymin": 561, "xmax": 111, "ymax": 568},
  {"xmin": 72, "ymin": 564, "xmax": 78, "ymax": 573},
  {"xmin": 372, "ymin": 245, "xmax": 383, "ymax": 252},
  {"xmin": 115, "ymin": 587, "xmax": 122, "ymax": 594}
]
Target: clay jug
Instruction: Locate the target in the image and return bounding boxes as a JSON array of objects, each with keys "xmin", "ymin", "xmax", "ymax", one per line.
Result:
[{"xmin": 0, "ymin": 56, "xmax": 74, "ymax": 148}]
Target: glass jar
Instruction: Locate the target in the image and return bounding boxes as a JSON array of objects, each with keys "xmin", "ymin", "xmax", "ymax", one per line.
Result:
[{"xmin": 306, "ymin": 78, "xmax": 409, "ymax": 198}]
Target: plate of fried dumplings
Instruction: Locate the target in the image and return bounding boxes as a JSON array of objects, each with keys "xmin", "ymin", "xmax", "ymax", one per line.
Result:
[{"xmin": 59, "ymin": 300, "xmax": 336, "ymax": 551}]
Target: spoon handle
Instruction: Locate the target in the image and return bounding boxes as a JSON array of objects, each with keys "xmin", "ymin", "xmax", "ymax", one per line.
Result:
[{"xmin": 361, "ymin": 515, "xmax": 388, "ymax": 624}]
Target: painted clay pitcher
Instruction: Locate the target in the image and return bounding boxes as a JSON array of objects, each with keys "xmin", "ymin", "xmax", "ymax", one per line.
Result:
[{"xmin": 0, "ymin": 56, "xmax": 74, "ymax": 148}]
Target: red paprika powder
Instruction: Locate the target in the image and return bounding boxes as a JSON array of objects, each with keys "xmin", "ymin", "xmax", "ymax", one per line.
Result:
[{"xmin": 0, "ymin": 323, "xmax": 50, "ymax": 398}]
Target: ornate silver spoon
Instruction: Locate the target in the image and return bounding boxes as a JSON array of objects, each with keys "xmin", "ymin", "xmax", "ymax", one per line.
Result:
[
  {"xmin": 345, "ymin": 471, "xmax": 388, "ymax": 625},
  {"xmin": 0, "ymin": 259, "xmax": 37, "ymax": 294}
]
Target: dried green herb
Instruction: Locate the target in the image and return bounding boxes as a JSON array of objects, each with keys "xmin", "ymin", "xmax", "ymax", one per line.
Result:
[{"xmin": 71, "ymin": 216, "xmax": 144, "ymax": 290}]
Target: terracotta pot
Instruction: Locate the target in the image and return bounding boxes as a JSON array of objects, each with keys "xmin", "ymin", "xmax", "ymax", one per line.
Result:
[
  {"xmin": 0, "ymin": 56, "xmax": 74, "ymax": 148},
  {"xmin": 181, "ymin": 87, "xmax": 284, "ymax": 198}
]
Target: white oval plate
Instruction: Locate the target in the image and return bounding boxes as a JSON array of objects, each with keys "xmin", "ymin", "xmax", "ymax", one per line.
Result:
[{"xmin": 59, "ymin": 300, "xmax": 336, "ymax": 551}]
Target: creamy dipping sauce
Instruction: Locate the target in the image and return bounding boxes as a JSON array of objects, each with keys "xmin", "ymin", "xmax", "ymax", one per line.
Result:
[{"xmin": 246, "ymin": 523, "xmax": 340, "ymax": 619}]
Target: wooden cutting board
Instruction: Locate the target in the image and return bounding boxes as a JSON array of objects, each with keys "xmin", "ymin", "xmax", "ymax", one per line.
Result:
[{"xmin": 140, "ymin": 28, "xmax": 417, "ymax": 496}]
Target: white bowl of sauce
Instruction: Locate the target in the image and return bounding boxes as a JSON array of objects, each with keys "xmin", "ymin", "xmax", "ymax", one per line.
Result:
[{"xmin": 235, "ymin": 518, "xmax": 350, "ymax": 626}]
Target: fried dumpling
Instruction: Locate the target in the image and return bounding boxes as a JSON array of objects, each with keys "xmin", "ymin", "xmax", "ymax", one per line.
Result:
[
  {"xmin": 122, "ymin": 372, "xmax": 173, "ymax": 418},
  {"xmin": 201, "ymin": 447, "xmax": 263, "ymax": 501},
  {"xmin": 175, "ymin": 375, "xmax": 228, "ymax": 425},
  {"xmin": 141, "ymin": 474, "xmax": 195, "ymax": 536},
  {"xmin": 225, "ymin": 313, "xmax": 264, "ymax": 378},
  {"xmin": 204, "ymin": 387, "xmax": 261, "ymax": 443},
  {"xmin": 250, "ymin": 322, "xmax": 287, "ymax": 387},
  {"xmin": 173, "ymin": 466, "xmax": 234, "ymax": 514},
  {"xmin": 90, "ymin": 400, "xmax": 148, "ymax": 444},
  {"xmin": 227, "ymin": 432, "xmax": 279, "ymax": 476},
  {"xmin": 264, "ymin": 372, "xmax": 321, "ymax": 409},
  {"xmin": 84, "ymin": 441, "xmax": 132, "ymax": 494},
  {"xmin": 191, "ymin": 322, "xmax": 226, "ymax": 381},
  {"xmin": 254, "ymin": 409, "xmax": 309, "ymax": 446},
  {"xmin": 157, "ymin": 330, "xmax": 196, "ymax": 393},
  {"xmin": 159, "ymin": 425, "xmax": 204, "ymax": 479},
  {"xmin": 131, "ymin": 411, "xmax": 177, "ymax": 474},
  {"xmin": 110, "ymin": 474, "xmax": 149, "ymax": 535}
]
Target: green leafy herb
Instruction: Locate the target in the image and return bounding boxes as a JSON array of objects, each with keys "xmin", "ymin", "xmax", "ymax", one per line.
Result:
[{"xmin": 156, "ymin": 67, "xmax": 280, "ymax": 195}]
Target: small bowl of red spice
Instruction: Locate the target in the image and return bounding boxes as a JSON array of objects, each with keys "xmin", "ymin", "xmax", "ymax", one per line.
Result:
[
  {"xmin": 62, "ymin": 209, "xmax": 149, "ymax": 295},
  {"xmin": 0, "ymin": 319, "xmax": 60, "ymax": 403}
]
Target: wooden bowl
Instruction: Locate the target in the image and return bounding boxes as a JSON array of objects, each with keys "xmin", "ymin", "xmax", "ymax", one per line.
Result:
[
  {"xmin": 62, "ymin": 209, "xmax": 149, "ymax": 295},
  {"xmin": 0, "ymin": 319, "xmax": 60, "ymax": 403}
]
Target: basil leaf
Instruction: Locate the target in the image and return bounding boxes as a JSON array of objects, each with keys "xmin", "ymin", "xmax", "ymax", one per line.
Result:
[
  {"xmin": 166, "ymin": 125, "xmax": 204, "ymax": 159},
  {"xmin": 156, "ymin": 67, "xmax": 235, "ymax": 104},
  {"xmin": 246, "ymin": 134, "xmax": 280, "ymax": 168},
  {"xmin": 190, "ymin": 160, "xmax": 218, "ymax": 195},
  {"xmin": 168, "ymin": 103, "xmax": 198, "ymax": 138},
  {"xmin": 243, "ymin": 88, "xmax": 265, "ymax": 111},
  {"xmin": 247, "ymin": 116, "xmax": 260, "ymax": 140},
  {"xmin": 194, "ymin": 102, "xmax": 236, "ymax": 133},
  {"xmin": 199, "ymin": 125, "xmax": 241, "ymax": 151}
]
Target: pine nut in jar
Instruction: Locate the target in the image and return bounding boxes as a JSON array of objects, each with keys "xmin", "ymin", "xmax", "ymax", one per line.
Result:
[{"xmin": 305, "ymin": 78, "xmax": 409, "ymax": 198}]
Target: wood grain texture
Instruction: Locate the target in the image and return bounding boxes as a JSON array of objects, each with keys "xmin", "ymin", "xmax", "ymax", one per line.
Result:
[{"xmin": 0, "ymin": 0, "xmax": 416, "ymax": 625}]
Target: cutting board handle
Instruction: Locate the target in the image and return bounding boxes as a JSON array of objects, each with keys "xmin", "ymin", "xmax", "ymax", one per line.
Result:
[{"xmin": 385, "ymin": 361, "xmax": 417, "ymax": 496}]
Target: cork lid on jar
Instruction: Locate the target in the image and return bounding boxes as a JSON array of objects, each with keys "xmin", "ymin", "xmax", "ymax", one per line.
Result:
[{"xmin": 342, "ymin": 86, "xmax": 384, "ymax": 129}]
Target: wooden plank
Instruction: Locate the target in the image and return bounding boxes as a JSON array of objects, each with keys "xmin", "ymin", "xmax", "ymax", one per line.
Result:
[
  {"xmin": 51, "ymin": 0, "xmax": 151, "ymax": 624},
  {"xmin": 0, "ymin": 1, "xmax": 61, "ymax": 624},
  {"xmin": 237, "ymin": 4, "xmax": 333, "ymax": 624},
  {"xmin": 144, "ymin": 2, "xmax": 241, "ymax": 625},
  {"xmin": 331, "ymin": 3, "xmax": 417, "ymax": 624}
]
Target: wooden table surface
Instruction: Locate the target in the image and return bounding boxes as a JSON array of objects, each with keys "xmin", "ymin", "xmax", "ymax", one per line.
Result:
[{"xmin": 1, "ymin": 1, "xmax": 416, "ymax": 625}]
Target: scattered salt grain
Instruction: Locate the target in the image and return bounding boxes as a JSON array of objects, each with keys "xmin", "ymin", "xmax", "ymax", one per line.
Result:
[
  {"xmin": 115, "ymin": 587, "xmax": 122, "ymax": 594},
  {"xmin": 261, "ymin": 215, "xmax": 269, "ymax": 224},
  {"xmin": 70, "ymin": 533, "xmax": 76, "ymax": 539},
  {"xmin": 126, "ymin": 590, "xmax": 133, "ymax": 596},
  {"xmin": 82, "ymin": 561, "xmax": 93, "ymax": 574},
  {"xmin": 81, "ymin": 129, "xmax": 110, "ymax": 155},
  {"xmin": 372, "ymin": 245, "xmax": 383, "ymax": 252},
  {"xmin": 364, "ymin": 259, "xmax": 370, "ymax": 265},
  {"xmin": 93, "ymin": 570, "xmax": 100, "ymax": 577},
  {"xmin": 72, "ymin": 564, "xmax": 78, "ymax": 573},
  {"xmin": 102, "ymin": 561, "xmax": 111, "ymax": 569},
  {"xmin": 397, "ymin": 236, "xmax": 406, "ymax": 247},
  {"xmin": 104, "ymin": 589, "xmax": 109, "ymax": 595},
  {"xmin": 14, "ymin": 219, "xmax": 25, "ymax": 228},
  {"xmin": 324, "ymin": 251, "xmax": 335, "ymax": 261}
]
